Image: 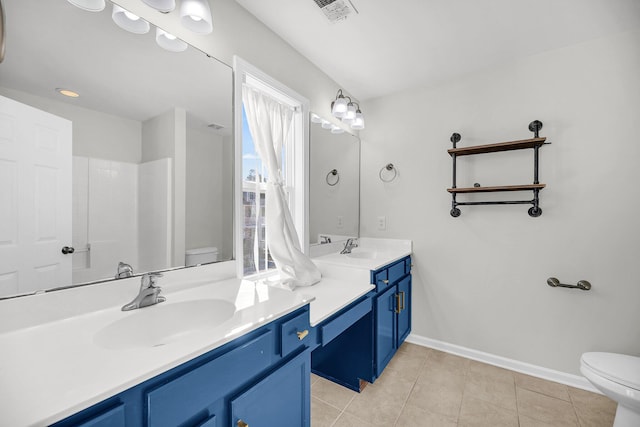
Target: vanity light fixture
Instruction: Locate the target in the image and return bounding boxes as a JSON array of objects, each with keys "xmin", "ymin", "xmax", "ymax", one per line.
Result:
[
  {"xmin": 330, "ymin": 89, "xmax": 348, "ymax": 118},
  {"xmin": 112, "ymin": 5, "xmax": 150, "ymax": 34},
  {"xmin": 310, "ymin": 113, "xmax": 323, "ymax": 124},
  {"xmin": 330, "ymin": 89, "xmax": 365, "ymax": 131},
  {"xmin": 141, "ymin": 0, "xmax": 176, "ymax": 13},
  {"xmin": 350, "ymin": 104, "xmax": 365, "ymax": 130},
  {"xmin": 66, "ymin": 0, "xmax": 105, "ymax": 12},
  {"xmin": 180, "ymin": 0, "xmax": 213, "ymax": 34},
  {"xmin": 155, "ymin": 27, "xmax": 188, "ymax": 52},
  {"xmin": 56, "ymin": 88, "xmax": 80, "ymax": 98}
]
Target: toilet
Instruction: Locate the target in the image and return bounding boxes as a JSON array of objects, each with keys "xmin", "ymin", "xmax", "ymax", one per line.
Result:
[
  {"xmin": 185, "ymin": 247, "xmax": 219, "ymax": 267},
  {"xmin": 580, "ymin": 352, "xmax": 640, "ymax": 427}
]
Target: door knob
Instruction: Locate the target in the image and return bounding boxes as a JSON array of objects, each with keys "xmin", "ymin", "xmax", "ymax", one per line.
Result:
[{"xmin": 61, "ymin": 246, "xmax": 75, "ymax": 254}]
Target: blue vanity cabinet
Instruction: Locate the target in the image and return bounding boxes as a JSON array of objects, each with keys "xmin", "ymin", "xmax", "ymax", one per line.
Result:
[
  {"xmin": 372, "ymin": 256, "xmax": 412, "ymax": 378},
  {"xmin": 231, "ymin": 349, "xmax": 310, "ymax": 427},
  {"xmin": 52, "ymin": 306, "xmax": 312, "ymax": 427}
]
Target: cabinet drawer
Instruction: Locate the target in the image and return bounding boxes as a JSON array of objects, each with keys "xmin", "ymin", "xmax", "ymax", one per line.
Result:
[
  {"xmin": 74, "ymin": 404, "xmax": 125, "ymax": 427},
  {"xmin": 146, "ymin": 331, "xmax": 273, "ymax": 427},
  {"xmin": 388, "ymin": 260, "xmax": 406, "ymax": 284},
  {"xmin": 280, "ymin": 310, "xmax": 311, "ymax": 356},
  {"xmin": 320, "ymin": 297, "xmax": 371, "ymax": 346}
]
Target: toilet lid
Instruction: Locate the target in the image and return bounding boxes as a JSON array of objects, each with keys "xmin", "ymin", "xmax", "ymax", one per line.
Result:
[{"xmin": 581, "ymin": 352, "xmax": 640, "ymax": 391}]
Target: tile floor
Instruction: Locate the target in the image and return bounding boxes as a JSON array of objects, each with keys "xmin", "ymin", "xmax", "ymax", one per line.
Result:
[{"xmin": 311, "ymin": 342, "xmax": 617, "ymax": 427}]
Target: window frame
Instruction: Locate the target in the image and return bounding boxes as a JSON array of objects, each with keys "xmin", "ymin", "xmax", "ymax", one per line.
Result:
[{"xmin": 233, "ymin": 57, "xmax": 310, "ymax": 279}]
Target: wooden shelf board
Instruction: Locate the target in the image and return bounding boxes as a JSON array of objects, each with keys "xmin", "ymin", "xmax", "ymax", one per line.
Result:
[
  {"xmin": 447, "ymin": 184, "xmax": 546, "ymax": 194},
  {"xmin": 448, "ymin": 137, "xmax": 547, "ymax": 156}
]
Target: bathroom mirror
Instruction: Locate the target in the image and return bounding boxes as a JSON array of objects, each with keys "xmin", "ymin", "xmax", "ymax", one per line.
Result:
[
  {"xmin": 309, "ymin": 115, "xmax": 360, "ymax": 245},
  {"xmin": 0, "ymin": 0, "xmax": 233, "ymax": 298}
]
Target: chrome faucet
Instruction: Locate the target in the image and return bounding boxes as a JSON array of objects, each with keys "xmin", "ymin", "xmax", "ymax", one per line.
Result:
[
  {"xmin": 340, "ymin": 238, "xmax": 359, "ymax": 254},
  {"xmin": 115, "ymin": 261, "xmax": 134, "ymax": 279},
  {"xmin": 122, "ymin": 273, "xmax": 165, "ymax": 311}
]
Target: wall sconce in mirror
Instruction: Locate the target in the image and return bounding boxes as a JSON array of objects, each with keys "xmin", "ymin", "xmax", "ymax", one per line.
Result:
[
  {"xmin": 330, "ymin": 89, "xmax": 365, "ymax": 130},
  {"xmin": 66, "ymin": 0, "xmax": 212, "ymax": 53},
  {"xmin": 112, "ymin": 4, "xmax": 150, "ymax": 34},
  {"xmin": 180, "ymin": 0, "xmax": 213, "ymax": 34},
  {"xmin": 379, "ymin": 163, "xmax": 398, "ymax": 183},
  {"xmin": 141, "ymin": 0, "xmax": 176, "ymax": 13},
  {"xmin": 156, "ymin": 27, "xmax": 188, "ymax": 51},
  {"xmin": 311, "ymin": 113, "xmax": 345, "ymax": 134},
  {"xmin": 67, "ymin": 0, "xmax": 106, "ymax": 12}
]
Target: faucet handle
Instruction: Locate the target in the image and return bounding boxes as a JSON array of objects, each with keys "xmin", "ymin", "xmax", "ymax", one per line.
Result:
[{"xmin": 141, "ymin": 272, "xmax": 163, "ymax": 289}]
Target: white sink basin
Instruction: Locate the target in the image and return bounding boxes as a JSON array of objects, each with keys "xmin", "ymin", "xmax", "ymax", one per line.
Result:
[{"xmin": 94, "ymin": 299, "xmax": 236, "ymax": 350}]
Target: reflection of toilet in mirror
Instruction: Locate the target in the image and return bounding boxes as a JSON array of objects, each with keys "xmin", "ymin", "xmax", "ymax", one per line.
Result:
[
  {"xmin": 580, "ymin": 352, "xmax": 640, "ymax": 427},
  {"xmin": 185, "ymin": 247, "xmax": 219, "ymax": 267}
]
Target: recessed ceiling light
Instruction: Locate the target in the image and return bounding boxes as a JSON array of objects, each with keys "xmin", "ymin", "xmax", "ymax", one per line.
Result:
[{"xmin": 56, "ymin": 88, "xmax": 80, "ymax": 98}]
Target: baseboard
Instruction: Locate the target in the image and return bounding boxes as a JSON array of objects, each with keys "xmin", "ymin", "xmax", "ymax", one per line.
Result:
[{"xmin": 406, "ymin": 333, "xmax": 600, "ymax": 394}]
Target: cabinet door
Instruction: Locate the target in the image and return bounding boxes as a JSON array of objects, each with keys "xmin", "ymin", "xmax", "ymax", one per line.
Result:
[
  {"xmin": 397, "ymin": 276, "xmax": 411, "ymax": 345},
  {"xmin": 231, "ymin": 350, "xmax": 311, "ymax": 427},
  {"xmin": 375, "ymin": 285, "xmax": 397, "ymax": 377}
]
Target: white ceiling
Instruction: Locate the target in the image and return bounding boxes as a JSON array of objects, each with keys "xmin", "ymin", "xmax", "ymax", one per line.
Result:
[{"xmin": 234, "ymin": 0, "xmax": 640, "ymax": 101}]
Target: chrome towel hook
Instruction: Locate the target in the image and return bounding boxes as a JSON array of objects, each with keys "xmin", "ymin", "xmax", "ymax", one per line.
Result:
[
  {"xmin": 547, "ymin": 277, "xmax": 591, "ymax": 291},
  {"xmin": 379, "ymin": 163, "xmax": 397, "ymax": 182},
  {"xmin": 326, "ymin": 169, "xmax": 339, "ymax": 186}
]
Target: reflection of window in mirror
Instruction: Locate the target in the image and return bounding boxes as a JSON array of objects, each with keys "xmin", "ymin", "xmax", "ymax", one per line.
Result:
[{"xmin": 237, "ymin": 63, "xmax": 308, "ymax": 278}]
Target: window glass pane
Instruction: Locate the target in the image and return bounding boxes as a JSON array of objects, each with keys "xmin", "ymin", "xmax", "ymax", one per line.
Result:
[{"xmin": 242, "ymin": 107, "xmax": 274, "ymax": 275}]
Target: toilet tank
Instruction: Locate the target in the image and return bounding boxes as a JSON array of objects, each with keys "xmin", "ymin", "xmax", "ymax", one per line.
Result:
[{"xmin": 185, "ymin": 247, "xmax": 219, "ymax": 266}]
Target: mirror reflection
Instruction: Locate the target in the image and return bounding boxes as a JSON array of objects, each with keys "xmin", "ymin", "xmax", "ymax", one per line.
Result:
[
  {"xmin": 0, "ymin": 0, "xmax": 233, "ymax": 298},
  {"xmin": 309, "ymin": 114, "xmax": 360, "ymax": 245}
]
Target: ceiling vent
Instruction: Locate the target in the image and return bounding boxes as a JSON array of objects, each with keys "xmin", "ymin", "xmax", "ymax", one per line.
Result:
[{"xmin": 312, "ymin": 0, "xmax": 358, "ymax": 23}]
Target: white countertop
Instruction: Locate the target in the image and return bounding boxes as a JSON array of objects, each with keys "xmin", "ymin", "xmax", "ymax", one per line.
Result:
[
  {"xmin": 0, "ymin": 277, "xmax": 312, "ymax": 427},
  {"xmin": 312, "ymin": 237, "xmax": 412, "ymax": 271}
]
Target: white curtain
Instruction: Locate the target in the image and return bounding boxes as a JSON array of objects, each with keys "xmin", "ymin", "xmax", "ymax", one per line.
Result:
[{"xmin": 242, "ymin": 85, "xmax": 321, "ymax": 289}]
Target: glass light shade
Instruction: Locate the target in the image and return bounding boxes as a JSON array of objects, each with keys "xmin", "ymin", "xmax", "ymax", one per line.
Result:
[
  {"xmin": 330, "ymin": 125, "xmax": 344, "ymax": 134},
  {"xmin": 156, "ymin": 28, "xmax": 188, "ymax": 52},
  {"xmin": 112, "ymin": 5, "xmax": 150, "ymax": 34},
  {"xmin": 343, "ymin": 103, "xmax": 356, "ymax": 121},
  {"xmin": 66, "ymin": 0, "xmax": 105, "ymax": 12},
  {"xmin": 331, "ymin": 96, "xmax": 348, "ymax": 118},
  {"xmin": 321, "ymin": 119, "xmax": 333, "ymax": 129},
  {"xmin": 310, "ymin": 113, "xmax": 323, "ymax": 124},
  {"xmin": 350, "ymin": 112, "xmax": 364, "ymax": 130},
  {"xmin": 180, "ymin": 0, "xmax": 213, "ymax": 34},
  {"xmin": 141, "ymin": 0, "xmax": 175, "ymax": 13}
]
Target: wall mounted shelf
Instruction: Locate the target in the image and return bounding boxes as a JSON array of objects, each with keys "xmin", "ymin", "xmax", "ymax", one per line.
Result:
[{"xmin": 448, "ymin": 120, "xmax": 549, "ymax": 218}]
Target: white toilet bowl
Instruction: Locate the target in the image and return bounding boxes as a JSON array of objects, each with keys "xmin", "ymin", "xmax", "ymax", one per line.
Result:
[{"xmin": 580, "ymin": 352, "xmax": 640, "ymax": 427}]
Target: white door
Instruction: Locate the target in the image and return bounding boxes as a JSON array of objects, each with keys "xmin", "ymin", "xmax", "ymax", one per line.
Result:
[{"xmin": 0, "ymin": 95, "xmax": 72, "ymax": 297}]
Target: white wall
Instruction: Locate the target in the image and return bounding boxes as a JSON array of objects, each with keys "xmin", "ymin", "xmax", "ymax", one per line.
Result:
[
  {"xmin": 359, "ymin": 30, "xmax": 640, "ymax": 375},
  {"xmin": 185, "ymin": 127, "xmax": 225, "ymax": 252},
  {"xmin": 0, "ymin": 87, "xmax": 141, "ymax": 163}
]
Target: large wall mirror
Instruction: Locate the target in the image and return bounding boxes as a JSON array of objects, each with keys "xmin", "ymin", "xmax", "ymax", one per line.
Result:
[
  {"xmin": 309, "ymin": 115, "xmax": 360, "ymax": 246},
  {"xmin": 0, "ymin": 0, "xmax": 233, "ymax": 298}
]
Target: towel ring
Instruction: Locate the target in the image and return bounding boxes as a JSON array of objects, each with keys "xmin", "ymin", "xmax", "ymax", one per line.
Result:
[
  {"xmin": 379, "ymin": 163, "xmax": 397, "ymax": 183},
  {"xmin": 326, "ymin": 169, "xmax": 340, "ymax": 186}
]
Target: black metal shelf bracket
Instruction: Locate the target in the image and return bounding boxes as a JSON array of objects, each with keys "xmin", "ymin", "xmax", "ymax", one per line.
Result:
[{"xmin": 449, "ymin": 121, "xmax": 545, "ymax": 218}]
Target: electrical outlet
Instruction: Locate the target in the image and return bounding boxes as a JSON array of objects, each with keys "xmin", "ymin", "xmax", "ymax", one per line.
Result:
[
  {"xmin": 377, "ymin": 216, "xmax": 386, "ymax": 231},
  {"xmin": 337, "ymin": 216, "xmax": 344, "ymax": 228}
]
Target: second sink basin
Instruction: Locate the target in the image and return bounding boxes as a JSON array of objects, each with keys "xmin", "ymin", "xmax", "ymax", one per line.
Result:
[
  {"xmin": 346, "ymin": 250, "xmax": 378, "ymax": 260},
  {"xmin": 94, "ymin": 299, "xmax": 236, "ymax": 350}
]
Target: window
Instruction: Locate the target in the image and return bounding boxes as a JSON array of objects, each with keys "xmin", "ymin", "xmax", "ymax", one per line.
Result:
[{"xmin": 234, "ymin": 57, "xmax": 310, "ymax": 278}]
